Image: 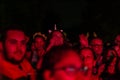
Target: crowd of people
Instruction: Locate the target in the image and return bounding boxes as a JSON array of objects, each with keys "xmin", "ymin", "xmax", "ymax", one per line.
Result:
[{"xmin": 0, "ymin": 24, "xmax": 120, "ymax": 80}]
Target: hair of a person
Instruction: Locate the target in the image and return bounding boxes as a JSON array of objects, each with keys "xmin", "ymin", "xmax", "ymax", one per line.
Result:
[
  {"xmin": 90, "ymin": 37, "xmax": 103, "ymax": 45},
  {"xmin": 33, "ymin": 35, "xmax": 46, "ymax": 43},
  {"xmin": 42, "ymin": 45, "xmax": 78, "ymax": 70},
  {"xmin": 79, "ymin": 47, "xmax": 97, "ymax": 60},
  {"xmin": 1, "ymin": 24, "xmax": 27, "ymax": 64},
  {"xmin": 1, "ymin": 24, "xmax": 26, "ymax": 43}
]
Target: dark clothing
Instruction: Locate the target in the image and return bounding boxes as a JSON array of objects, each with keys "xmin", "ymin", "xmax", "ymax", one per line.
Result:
[
  {"xmin": 101, "ymin": 72, "xmax": 119, "ymax": 80},
  {"xmin": 1, "ymin": 75, "xmax": 30, "ymax": 80}
]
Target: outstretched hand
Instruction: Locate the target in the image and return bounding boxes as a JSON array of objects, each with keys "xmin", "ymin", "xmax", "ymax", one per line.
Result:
[{"xmin": 79, "ymin": 34, "xmax": 89, "ymax": 48}]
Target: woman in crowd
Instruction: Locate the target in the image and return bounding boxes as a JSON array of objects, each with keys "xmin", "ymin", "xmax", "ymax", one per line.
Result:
[{"xmin": 79, "ymin": 47, "xmax": 99, "ymax": 80}]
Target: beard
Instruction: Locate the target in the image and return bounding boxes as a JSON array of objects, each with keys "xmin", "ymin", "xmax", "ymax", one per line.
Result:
[
  {"xmin": 6, "ymin": 55, "xmax": 25, "ymax": 64},
  {"xmin": 3, "ymin": 49, "xmax": 26, "ymax": 64}
]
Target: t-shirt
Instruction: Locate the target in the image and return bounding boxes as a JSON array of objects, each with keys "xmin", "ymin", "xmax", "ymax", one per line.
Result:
[{"xmin": 0, "ymin": 58, "xmax": 35, "ymax": 80}]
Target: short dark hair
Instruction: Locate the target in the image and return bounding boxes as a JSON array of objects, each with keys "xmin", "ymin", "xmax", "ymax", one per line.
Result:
[
  {"xmin": 1, "ymin": 24, "xmax": 26, "ymax": 43},
  {"xmin": 41, "ymin": 45, "xmax": 79, "ymax": 72},
  {"xmin": 90, "ymin": 37, "xmax": 103, "ymax": 45},
  {"xmin": 33, "ymin": 35, "xmax": 46, "ymax": 43}
]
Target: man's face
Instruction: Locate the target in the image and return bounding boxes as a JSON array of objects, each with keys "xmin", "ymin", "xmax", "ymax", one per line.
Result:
[
  {"xmin": 91, "ymin": 39, "xmax": 103, "ymax": 55},
  {"xmin": 44, "ymin": 51, "xmax": 83, "ymax": 80},
  {"xmin": 4, "ymin": 30, "xmax": 27, "ymax": 63},
  {"xmin": 34, "ymin": 37, "xmax": 45, "ymax": 50},
  {"xmin": 80, "ymin": 49, "xmax": 95, "ymax": 70}
]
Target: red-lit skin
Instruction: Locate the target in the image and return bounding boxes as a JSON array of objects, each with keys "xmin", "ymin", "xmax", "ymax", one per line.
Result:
[
  {"xmin": 34, "ymin": 37, "xmax": 45, "ymax": 56},
  {"xmin": 80, "ymin": 48, "xmax": 99, "ymax": 80},
  {"xmin": 80, "ymin": 49, "xmax": 95, "ymax": 70},
  {"xmin": 4, "ymin": 30, "xmax": 27, "ymax": 62},
  {"xmin": 33, "ymin": 37, "xmax": 46, "ymax": 70},
  {"xmin": 46, "ymin": 31, "xmax": 64, "ymax": 52},
  {"xmin": 0, "ymin": 30, "xmax": 36, "ymax": 80},
  {"xmin": 79, "ymin": 34, "xmax": 89, "ymax": 48},
  {"xmin": 98, "ymin": 50, "xmax": 117, "ymax": 77},
  {"xmin": 114, "ymin": 46, "xmax": 120, "ymax": 57},
  {"xmin": 43, "ymin": 50, "xmax": 84, "ymax": 80},
  {"xmin": 106, "ymin": 50, "xmax": 117, "ymax": 74},
  {"xmin": 90, "ymin": 39, "xmax": 103, "ymax": 56},
  {"xmin": 51, "ymin": 31, "xmax": 64, "ymax": 46},
  {"xmin": 98, "ymin": 64, "xmax": 105, "ymax": 77},
  {"xmin": 34, "ymin": 37, "xmax": 45, "ymax": 50}
]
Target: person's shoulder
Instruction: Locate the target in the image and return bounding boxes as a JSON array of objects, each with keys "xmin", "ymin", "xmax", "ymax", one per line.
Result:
[
  {"xmin": 0, "ymin": 57, "xmax": 12, "ymax": 68},
  {"xmin": 0, "ymin": 58, "xmax": 27, "ymax": 79},
  {"xmin": 21, "ymin": 59, "xmax": 35, "ymax": 72}
]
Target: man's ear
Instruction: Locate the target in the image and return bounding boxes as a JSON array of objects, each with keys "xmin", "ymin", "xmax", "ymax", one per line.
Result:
[{"xmin": 43, "ymin": 70, "xmax": 54, "ymax": 80}]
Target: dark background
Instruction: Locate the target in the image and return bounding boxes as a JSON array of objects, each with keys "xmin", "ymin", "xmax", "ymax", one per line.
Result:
[{"xmin": 1, "ymin": 0, "xmax": 120, "ymax": 43}]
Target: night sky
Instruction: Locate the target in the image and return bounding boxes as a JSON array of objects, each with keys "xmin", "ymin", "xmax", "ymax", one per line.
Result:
[{"xmin": 1, "ymin": 0, "xmax": 120, "ymax": 42}]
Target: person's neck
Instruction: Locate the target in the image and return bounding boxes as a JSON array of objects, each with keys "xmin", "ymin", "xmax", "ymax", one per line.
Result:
[
  {"xmin": 87, "ymin": 70, "xmax": 92, "ymax": 76},
  {"xmin": 85, "ymin": 70, "xmax": 94, "ymax": 80}
]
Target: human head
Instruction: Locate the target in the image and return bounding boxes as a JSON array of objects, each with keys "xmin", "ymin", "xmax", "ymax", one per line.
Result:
[
  {"xmin": 102, "ymin": 48, "xmax": 119, "ymax": 74},
  {"xmin": 33, "ymin": 34, "xmax": 46, "ymax": 50},
  {"xmin": 2, "ymin": 24, "xmax": 28, "ymax": 64},
  {"xmin": 79, "ymin": 47, "xmax": 96, "ymax": 70},
  {"xmin": 90, "ymin": 38, "xmax": 103, "ymax": 56},
  {"xmin": 41, "ymin": 46, "xmax": 83, "ymax": 80}
]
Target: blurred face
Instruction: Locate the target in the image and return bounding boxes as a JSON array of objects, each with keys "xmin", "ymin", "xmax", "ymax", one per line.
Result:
[
  {"xmin": 34, "ymin": 37, "xmax": 45, "ymax": 50},
  {"xmin": 91, "ymin": 39, "xmax": 103, "ymax": 55},
  {"xmin": 115, "ymin": 35, "xmax": 120, "ymax": 46},
  {"xmin": 80, "ymin": 49, "xmax": 95, "ymax": 70},
  {"xmin": 4, "ymin": 30, "xmax": 27, "ymax": 64},
  {"xmin": 44, "ymin": 50, "xmax": 83, "ymax": 80}
]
